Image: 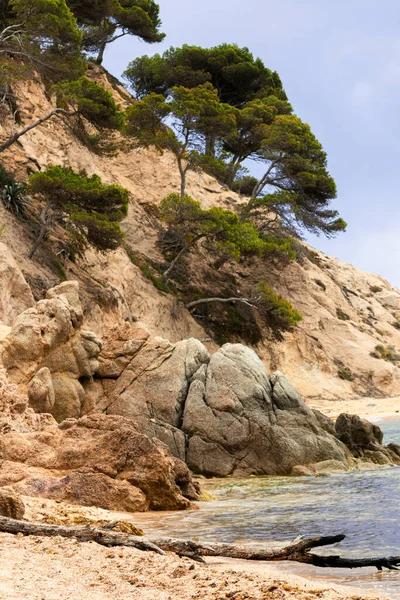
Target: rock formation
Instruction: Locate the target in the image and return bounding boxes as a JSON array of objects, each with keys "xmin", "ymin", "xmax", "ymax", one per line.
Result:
[
  {"xmin": 100, "ymin": 335, "xmax": 349, "ymax": 476},
  {"xmin": 4, "ymin": 281, "xmax": 400, "ymax": 480},
  {"xmin": 2, "ymin": 281, "xmax": 102, "ymax": 422},
  {"xmin": 335, "ymin": 413, "xmax": 400, "ymax": 466},
  {"xmin": 0, "ymin": 409, "xmax": 197, "ymax": 511}
]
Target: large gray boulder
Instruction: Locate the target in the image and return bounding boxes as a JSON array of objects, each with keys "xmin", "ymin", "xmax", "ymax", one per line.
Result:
[
  {"xmin": 182, "ymin": 345, "xmax": 348, "ymax": 476},
  {"xmin": 99, "ymin": 338, "xmax": 349, "ymax": 476}
]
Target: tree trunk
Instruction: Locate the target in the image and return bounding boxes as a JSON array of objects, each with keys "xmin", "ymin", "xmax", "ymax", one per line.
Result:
[
  {"xmin": 163, "ymin": 246, "xmax": 188, "ymax": 284},
  {"xmin": 28, "ymin": 201, "xmax": 53, "ymax": 259},
  {"xmin": 0, "ymin": 517, "xmax": 399, "ymax": 571},
  {"xmin": 251, "ymin": 159, "xmax": 280, "ymax": 199},
  {"xmin": 0, "ymin": 109, "xmax": 74, "ymax": 154},
  {"xmin": 95, "ymin": 41, "xmax": 106, "ymax": 65},
  {"xmin": 205, "ymin": 134, "xmax": 215, "ymax": 157},
  {"xmin": 177, "ymin": 158, "xmax": 187, "ymax": 198}
]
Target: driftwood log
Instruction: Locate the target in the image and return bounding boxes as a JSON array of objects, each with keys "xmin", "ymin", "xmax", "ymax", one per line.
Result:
[{"xmin": 0, "ymin": 516, "xmax": 399, "ymax": 571}]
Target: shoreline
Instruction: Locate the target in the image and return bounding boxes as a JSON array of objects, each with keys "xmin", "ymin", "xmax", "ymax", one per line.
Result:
[{"xmin": 11, "ymin": 496, "xmax": 389, "ymax": 600}]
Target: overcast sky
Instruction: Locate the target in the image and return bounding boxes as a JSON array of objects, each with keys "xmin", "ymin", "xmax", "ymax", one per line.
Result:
[{"xmin": 104, "ymin": 0, "xmax": 400, "ymax": 286}]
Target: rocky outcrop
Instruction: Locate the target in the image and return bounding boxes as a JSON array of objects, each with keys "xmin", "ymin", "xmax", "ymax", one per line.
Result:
[
  {"xmin": 0, "ymin": 413, "xmax": 196, "ymax": 511},
  {"xmin": 96, "ymin": 329, "xmax": 349, "ymax": 476},
  {"xmin": 1, "ymin": 281, "xmax": 102, "ymax": 422},
  {"xmin": 335, "ymin": 413, "xmax": 400, "ymax": 466},
  {"xmin": 181, "ymin": 347, "xmax": 348, "ymax": 476},
  {"xmin": 0, "ymin": 367, "xmax": 56, "ymax": 434}
]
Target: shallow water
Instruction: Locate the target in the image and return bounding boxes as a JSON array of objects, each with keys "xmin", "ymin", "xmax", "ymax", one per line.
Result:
[{"xmin": 137, "ymin": 420, "xmax": 400, "ymax": 599}]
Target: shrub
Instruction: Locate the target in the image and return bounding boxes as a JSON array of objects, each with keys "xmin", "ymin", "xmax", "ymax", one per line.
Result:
[
  {"xmin": 371, "ymin": 344, "xmax": 400, "ymax": 363},
  {"xmin": 231, "ymin": 175, "xmax": 258, "ymax": 197},
  {"xmin": 55, "ymin": 77, "xmax": 124, "ymax": 130},
  {"xmin": 52, "ymin": 260, "xmax": 67, "ymax": 282},
  {"xmin": 0, "ymin": 165, "xmax": 30, "ymax": 217},
  {"xmin": 336, "ymin": 308, "xmax": 350, "ymax": 321},
  {"xmin": 28, "ymin": 166, "xmax": 129, "ymax": 258},
  {"xmin": 338, "ymin": 367, "xmax": 354, "ymax": 382},
  {"xmin": 257, "ymin": 282, "xmax": 302, "ymax": 330},
  {"xmin": 370, "ymin": 285, "xmax": 383, "ymax": 293},
  {"xmin": 126, "ymin": 250, "xmax": 169, "ymax": 293}
]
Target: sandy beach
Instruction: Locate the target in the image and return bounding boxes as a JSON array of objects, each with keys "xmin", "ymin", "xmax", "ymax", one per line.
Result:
[
  {"xmin": 0, "ymin": 531, "xmax": 385, "ymax": 600},
  {"xmin": 306, "ymin": 396, "xmax": 400, "ymax": 421},
  {"xmin": 0, "ymin": 496, "xmax": 385, "ymax": 600}
]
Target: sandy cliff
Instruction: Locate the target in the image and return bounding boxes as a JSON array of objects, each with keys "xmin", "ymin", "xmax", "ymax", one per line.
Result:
[{"xmin": 1, "ymin": 65, "xmax": 400, "ymax": 401}]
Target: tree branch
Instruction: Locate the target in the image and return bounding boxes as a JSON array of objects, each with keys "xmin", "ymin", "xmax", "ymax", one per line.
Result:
[
  {"xmin": 186, "ymin": 297, "xmax": 257, "ymax": 310},
  {"xmin": 0, "ymin": 108, "xmax": 75, "ymax": 153}
]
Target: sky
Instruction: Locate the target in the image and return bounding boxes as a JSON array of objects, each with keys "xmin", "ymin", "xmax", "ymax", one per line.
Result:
[{"xmin": 104, "ymin": 0, "xmax": 400, "ymax": 286}]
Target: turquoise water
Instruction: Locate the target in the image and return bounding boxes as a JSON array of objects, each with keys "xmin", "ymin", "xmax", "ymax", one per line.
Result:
[{"xmin": 134, "ymin": 419, "xmax": 400, "ymax": 599}]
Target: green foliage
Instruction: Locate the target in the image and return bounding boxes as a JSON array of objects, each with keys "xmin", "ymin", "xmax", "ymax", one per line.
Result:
[
  {"xmin": 66, "ymin": 0, "xmax": 165, "ymax": 63},
  {"xmin": 52, "ymin": 260, "xmax": 67, "ymax": 281},
  {"xmin": 30, "ymin": 166, "xmax": 129, "ymax": 219},
  {"xmin": 203, "ymin": 301, "xmax": 262, "ymax": 346},
  {"xmin": 370, "ymin": 285, "xmax": 383, "ymax": 293},
  {"xmin": 126, "ymin": 250, "xmax": 169, "ymax": 292},
  {"xmin": 257, "ymin": 282, "xmax": 302, "ymax": 330},
  {"xmin": 240, "ymin": 115, "xmax": 346, "ymax": 237},
  {"xmin": 125, "ymin": 84, "xmax": 236, "ymax": 195},
  {"xmin": 159, "ymin": 193, "xmax": 268, "ymax": 263},
  {"xmin": 336, "ymin": 308, "xmax": 350, "ymax": 321},
  {"xmin": 337, "ymin": 367, "xmax": 354, "ymax": 382},
  {"xmin": 139, "ymin": 263, "xmax": 169, "ymax": 292},
  {"xmin": 69, "ymin": 211, "xmax": 126, "ymax": 252},
  {"xmin": 124, "ymin": 43, "xmax": 288, "ymax": 105},
  {"xmin": 371, "ymin": 345, "xmax": 400, "ymax": 364},
  {"xmin": 231, "ymin": 175, "xmax": 258, "ymax": 196},
  {"xmin": 2, "ymin": 0, "xmax": 85, "ymax": 81},
  {"xmin": 29, "ymin": 166, "xmax": 128, "ymax": 256},
  {"xmin": 190, "ymin": 153, "xmax": 229, "ymax": 183},
  {"xmin": 0, "ymin": 165, "xmax": 30, "ymax": 217},
  {"xmin": 124, "ymin": 41, "xmax": 344, "ymax": 240},
  {"xmin": 54, "ymin": 77, "xmax": 124, "ymax": 130}
]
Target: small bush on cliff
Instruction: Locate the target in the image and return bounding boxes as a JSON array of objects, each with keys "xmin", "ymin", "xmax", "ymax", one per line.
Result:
[
  {"xmin": 256, "ymin": 282, "xmax": 302, "ymax": 330},
  {"xmin": 371, "ymin": 344, "xmax": 400, "ymax": 364},
  {"xmin": 336, "ymin": 307, "xmax": 350, "ymax": 321},
  {"xmin": 28, "ymin": 166, "xmax": 129, "ymax": 259},
  {"xmin": 0, "ymin": 165, "xmax": 30, "ymax": 218},
  {"xmin": 338, "ymin": 367, "xmax": 354, "ymax": 382},
  {"xmin": 53, "ymin": 77, "xmax": 124, "ymax": 154}
]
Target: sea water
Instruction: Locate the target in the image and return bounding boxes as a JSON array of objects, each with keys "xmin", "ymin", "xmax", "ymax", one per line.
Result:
[{"xmin": 134, "ymin": 419, "xmax": 400, "ymax": 599}]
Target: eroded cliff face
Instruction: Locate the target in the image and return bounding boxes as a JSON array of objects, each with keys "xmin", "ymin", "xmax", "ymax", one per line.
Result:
[{"xmin": 1, "ymin": 66, "xmax": 400, "ymax": 400}]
